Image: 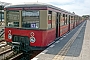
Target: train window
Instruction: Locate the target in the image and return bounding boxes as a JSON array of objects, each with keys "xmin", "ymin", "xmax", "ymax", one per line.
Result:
[
  {"xmin": 63, "ymin": 14, "xmax": 66, "ymax": 25},
  {"xmin": 22, "ymin": 10, "xmax": 39, "ymax": 29},
  {"xmin": 61, "ymin": 14, "xmax": 64, "ymax": 26},
  {"xmin": 22, "ymin": 21, "xmax": 39, "ymax": 28},
  {"xmin": 6, "ymin": 11, "xmax": 19, "ymax": 27},
  {"xmin": 48, "ymin": 11, "xmax": 52, "ymax": 29},
  {"xmin": 71, "ymin": 16, "xmax": 74, "ymax": 23},
  {"xmin": 63, "ymin": 14, "xmax": 65, "ymax": 25},
  {"xmin": 66, "ymin": 15, "xmax": 67, "ymax": 24}
]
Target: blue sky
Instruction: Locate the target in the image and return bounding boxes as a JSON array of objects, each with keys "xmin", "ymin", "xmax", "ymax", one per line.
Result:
[{"xmin": 0, "ymin": 0, "xmax": 90, "ymax": 16}]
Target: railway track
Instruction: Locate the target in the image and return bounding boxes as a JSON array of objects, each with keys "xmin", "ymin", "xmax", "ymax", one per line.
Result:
[
  {"xmin": 1, "ymin": 27, "xmax": 23, "ymax": 60},
  {"xmin": 0, "ymin": 45, "xmax": 11, "ymax": 56},
  {"xmin": 9, "ymin": 53, "xmax": 23, "ymax": 60},
  {"xmin": 0, "ymin": 48, "xmax": 11, "ymax": 55},
  {"xmin": 0, "ymin": 40, "xmax": 12, "ymax": 60},
  {"xmin": 0, "ymin": 41, "xmax": 7, "ymax": 48},
  {"xmin": 0, "ymin": 42, "xmax": 22, "ymax": 60},
  {"xmin": 0, "ymin": 40, "xmax": 11, "ymax": 53},
  {"xmin": 0, "ymin": 49, "xmax": 12, "ymax": 60},
  {"xmin": 0, "ymin": 48, "xmax": 23, "ymax": 60}
]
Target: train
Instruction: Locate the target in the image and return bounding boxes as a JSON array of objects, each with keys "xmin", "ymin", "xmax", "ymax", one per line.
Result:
[{"xmin": 4, "ymin": 3, "xmax": 85, "ymax": 53}]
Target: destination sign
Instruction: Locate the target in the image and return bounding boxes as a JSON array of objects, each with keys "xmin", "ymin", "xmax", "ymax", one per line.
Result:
[{"xmin": 22, "ymin": 11, "xmax": 39, "ymax": 16}]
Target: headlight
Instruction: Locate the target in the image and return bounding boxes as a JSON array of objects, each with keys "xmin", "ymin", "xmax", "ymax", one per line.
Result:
[
  {"xmin": 30, "ymin": 37, "xmax": 36, "ymax": 43},
  {"xmin": 8, "ymin": 34, "xmax": 12, "ymax": 39}
]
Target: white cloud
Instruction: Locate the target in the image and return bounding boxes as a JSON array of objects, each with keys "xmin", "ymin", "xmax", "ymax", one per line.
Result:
[
  {"xmin": 1, "ymin": 0, "xmax": 75, "ymax": 4},
  {"xmin": 50, "ymin": 0, "xmax": 90, "ymax": 16},
  {"xmin": 1, "ymin": 0, "xmax": 90, "ymax": 16}
]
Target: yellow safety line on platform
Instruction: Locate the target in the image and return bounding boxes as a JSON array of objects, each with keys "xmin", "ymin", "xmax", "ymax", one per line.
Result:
[{"xmin": 52, "ymin": 21, "xmax": 86, "ymax": 60}]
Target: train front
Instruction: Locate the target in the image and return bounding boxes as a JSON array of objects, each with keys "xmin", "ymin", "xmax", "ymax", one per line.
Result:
[{"xmin": 4, "ymin": 4, "xmax": 56, "ymax": 53}]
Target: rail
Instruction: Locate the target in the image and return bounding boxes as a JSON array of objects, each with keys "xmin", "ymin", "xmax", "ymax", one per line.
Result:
[
  {"xmin": 9, "ymin": 53, "xmax": 23, "ymax": 60},
  {"xmin": 0, "ymin": 49, "xmax": 11, "ymax": 55}
]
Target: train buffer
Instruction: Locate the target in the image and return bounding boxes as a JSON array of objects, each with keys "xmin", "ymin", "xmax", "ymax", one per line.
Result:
[{"xmin": 32, "ymin": 20, "xmax": 90, "ymax": 60}]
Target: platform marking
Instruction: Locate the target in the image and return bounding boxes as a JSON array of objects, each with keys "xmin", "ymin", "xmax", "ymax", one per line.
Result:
[
  {"xmin": 50, "ymin": 45, "xmax": 55, "ymax": 47},
  {"xmin": 42, "ymin": 50, "xmax": 48, "ymax": 53},
  {"xmin": 60, "ymin": 38, "xmax": 63, "ymax": 40},
  {"xmin": 52, "ymin": 21, "xmax": 86, "ymax": 60},
  {"xmin": 66, "ymin": 34, "xmax": 68, "ymax": 35},
  {"xmin": 55, "ymin": 41, "xmax": 60, "ymax": 43},
  {"xmin": 63, "ymin": 36, "xmax": 66, "ymax": 37},
  {"xmin": 68, "ymin": 32, "xmax": 71, "ymax": 34},
  {"xmin": 40, "ymin": 52, "xmax": 45, "ymax": 54}
]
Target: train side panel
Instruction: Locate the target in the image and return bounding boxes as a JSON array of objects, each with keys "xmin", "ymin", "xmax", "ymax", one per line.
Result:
[{"xmin": 5, "ymin": 28, "xmax": 56, "ymax": 47}]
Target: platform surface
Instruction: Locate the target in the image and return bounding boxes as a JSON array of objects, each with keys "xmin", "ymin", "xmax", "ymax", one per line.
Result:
[{"xmin": 32, "ymin": 20, "xmax": 90, "ymax": 60}]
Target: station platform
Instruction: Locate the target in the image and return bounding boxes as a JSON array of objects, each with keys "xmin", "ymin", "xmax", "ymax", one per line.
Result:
[{"xmin": 32, "ymin": 20, "xmax": 90, "ymax": 60}]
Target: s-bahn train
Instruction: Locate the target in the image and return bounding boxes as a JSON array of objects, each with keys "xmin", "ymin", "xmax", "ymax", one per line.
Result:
[{"xmin": 4, "ymin": 3, "xmax": 84, "ymax": 52}]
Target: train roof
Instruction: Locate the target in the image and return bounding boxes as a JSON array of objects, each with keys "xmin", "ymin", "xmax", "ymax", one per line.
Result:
[
  {"xmin": 5, "ymin": 2, "xmax": 60, "ymax": 9},
  {"xmin": 5, "ymin": 2, "xmax": 76, "ymax": 15}
]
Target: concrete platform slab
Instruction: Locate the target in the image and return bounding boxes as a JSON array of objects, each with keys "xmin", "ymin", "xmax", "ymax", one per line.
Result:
[{"xmin": 32, "ymin": 20, "xmax": 90, "ymax": 60}]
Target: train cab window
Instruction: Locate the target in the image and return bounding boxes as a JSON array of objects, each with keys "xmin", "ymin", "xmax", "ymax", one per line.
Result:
[
  {"xmin": 6, "ymin": 11, "xmax": 19, "ymax": 27},
  {"xmin": 22, "ymin": 10, "xmax": 39, "ymax": 29},
  {"xmin": 48, "ymin": 11, "xmax": 52, "ymax": 29}
]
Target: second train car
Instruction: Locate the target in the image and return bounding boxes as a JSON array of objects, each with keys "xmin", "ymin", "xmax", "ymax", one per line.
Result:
[{"xmin": 4, "ymin": 3, "xmax": 84, "ymax": 52}]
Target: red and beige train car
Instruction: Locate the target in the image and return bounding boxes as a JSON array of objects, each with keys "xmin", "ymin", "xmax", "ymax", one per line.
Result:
[{"xmin": 4, "ymin": 3, "xmax": 84, "ymax": 52}]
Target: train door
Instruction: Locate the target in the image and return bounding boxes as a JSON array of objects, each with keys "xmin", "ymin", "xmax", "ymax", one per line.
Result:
[
  {"xmin": 56, "ymin": 13, "xmax": 60, "ymax": 38},
  {"xmin": 58, "ymin": 13, "xmax": 61, "ymax": 37},
  {"xmin": 68, "ymin": 15, "xmax": 70, "ymax": 31},
  {"xmin": 73, "ymin": 16, "xmax": 75, "ymax": 28}
]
